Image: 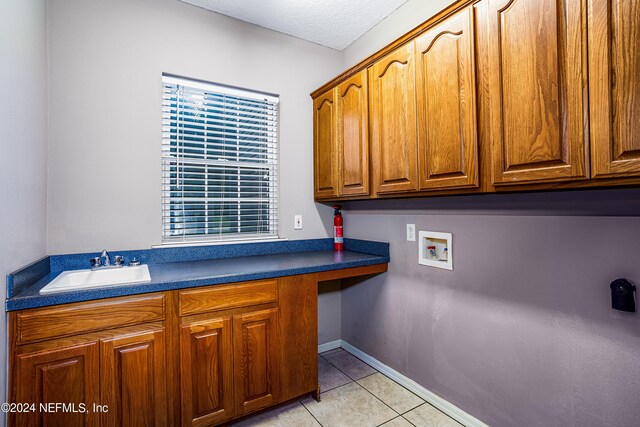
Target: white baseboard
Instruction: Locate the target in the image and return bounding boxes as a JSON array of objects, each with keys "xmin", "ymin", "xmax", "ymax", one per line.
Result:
[
  {"xmin": 317, "ymin": 339, "xmax": 342, "ymax": 353},
  {"xmin": 321, "ymin": 340, "xmax": 489, "ymax": 427}
]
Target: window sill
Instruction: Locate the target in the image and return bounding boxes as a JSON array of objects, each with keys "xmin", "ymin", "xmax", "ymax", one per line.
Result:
[{"xmin": 151, "ymin": 237, "xmax": 287, "ymax": 249}]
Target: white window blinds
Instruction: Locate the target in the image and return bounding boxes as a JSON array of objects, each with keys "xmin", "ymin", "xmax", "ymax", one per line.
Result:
[{"xmin": 161, "ymin": 75, "xmax": 279, "ymax": 243}]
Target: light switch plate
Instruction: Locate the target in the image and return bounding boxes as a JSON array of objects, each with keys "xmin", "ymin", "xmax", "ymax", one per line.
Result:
[
  {"xmin": 407, "ymin": 224, "xmax": 416, "ymax": 241},
  {"xmin": 294, "ymin": 215, "xmax": 303, "ymax": 230}
]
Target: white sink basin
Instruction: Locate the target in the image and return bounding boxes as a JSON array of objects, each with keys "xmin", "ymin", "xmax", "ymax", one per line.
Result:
[{"xmin": 40, "ymin": 265, "xmax": 151, "ymax": 294}]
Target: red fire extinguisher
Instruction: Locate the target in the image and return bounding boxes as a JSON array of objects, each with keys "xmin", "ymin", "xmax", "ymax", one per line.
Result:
[{"xmin": 333, "ymin": 205, "xmax": 344, "ymax": 252}]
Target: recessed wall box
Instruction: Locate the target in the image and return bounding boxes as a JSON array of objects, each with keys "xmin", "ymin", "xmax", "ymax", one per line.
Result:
[{"xmin": 418, "ymin": 231, "xmax": 453, "ymax": 270}]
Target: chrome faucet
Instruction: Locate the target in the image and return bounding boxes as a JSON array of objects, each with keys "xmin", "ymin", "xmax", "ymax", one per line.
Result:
[
  {"xmin": 101, "ymin": 249, "xmax": 111, "ymax": 266},
  {"xmin": 90, "ymin": 250, "xmax": 125, "ymax": 269}
]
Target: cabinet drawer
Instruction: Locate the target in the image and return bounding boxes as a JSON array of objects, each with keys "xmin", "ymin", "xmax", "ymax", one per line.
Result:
[
  {"xmin": 179, "ymin": 280, "xmax": 278, "ymax": 316},
  {"xmin": 16, "ymin": 294, "xmax": 166, "ymax": 344}
]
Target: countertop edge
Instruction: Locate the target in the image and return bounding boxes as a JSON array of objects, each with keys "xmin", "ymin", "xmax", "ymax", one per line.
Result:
[{"xmin": 6, "ymin": 254, "xmax": 390, "ymax": 312}]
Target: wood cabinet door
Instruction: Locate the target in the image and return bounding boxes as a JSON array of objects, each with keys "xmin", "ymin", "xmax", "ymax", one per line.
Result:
[
  {"xmin": 369, "ymin": 42, "xmax": 419, "ymax": 194},
  {"xmin": 415, "ymin": 6, "xmax": 479, "ymax": 190},
  {"xmin": 589, "ymin": 0, "xmax": 640, "ymax": 178},
  {"xmin": 100, "ymin": 328, "xmax": 167, "ymax": 427},
  {"xmin": 485, "ymin": 0, "xmax": 588, "ymax": 185},
  {"xmin": 13, "ymin": 342, "xmax": 99, "ymax": 427},
  {"xmin": 233, "ymin": 308, "xmax": 280, "ymax": 416},
  {"xmin": 180, "ymin": 317, "xmax": 233, "ymax": 426},
  {"xmin": 337, "ymin": 70, "xmax": 370, "ymax": 196},
  {"xmin": 313, "ymin": 88, "xmax": 339, "ymax": 199}
]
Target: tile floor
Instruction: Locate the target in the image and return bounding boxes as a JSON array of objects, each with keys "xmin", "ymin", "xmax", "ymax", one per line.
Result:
[{"xmin": 232, "ymin": 348, "xmax": 463, "ymax": 427}]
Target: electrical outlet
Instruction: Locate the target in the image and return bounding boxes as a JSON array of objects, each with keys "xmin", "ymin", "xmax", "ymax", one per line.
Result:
[
  {"xmin": 407, "ymin": 224, "xmax": 416, "ymax": 241},
  {"xmin": 294, "ymin": 215, "xmax": 303, "ymax": 230}
]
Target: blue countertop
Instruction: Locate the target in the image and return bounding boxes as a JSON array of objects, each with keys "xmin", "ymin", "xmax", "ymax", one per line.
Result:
[{"xmin": 6, "ymin": 239, "xmax": 389, "ymax": 311}]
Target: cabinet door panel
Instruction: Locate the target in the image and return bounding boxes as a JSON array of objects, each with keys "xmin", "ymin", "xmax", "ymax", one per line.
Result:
[
  {"xmin": 370, "ymin": 43, "xmax": 419, "ymax": 194},
  {"xmin": 233, "ymin": 308, "xmax": 280, "ymax": 415},
  {"xmin": 486, "ymin": 0, "xmax": 588, "ymax": 184},
  {"xmin": 100, "ymin": 328, "xmax": 167, "ymax": 427},
  {"xmin": 313, "ymin": 89, "xmax": 339, "ymax": 198},
  {"xmin": 180, "ymin": 317, "xmax": 233, "ymax": 426},
  {"xmin": 338, "ymin": 71, "xmax": 370, "ymax": 196},
  {"xmin": 13, "ymin": 342, "xmax": 99, "ymax": 427},
  {"xmin": 589, "ymin": 0, "xmax": 640, "ymax": 177},
  {"xmin": 416, "ymin": 6, "xmax": 479, "ymax": 190}
]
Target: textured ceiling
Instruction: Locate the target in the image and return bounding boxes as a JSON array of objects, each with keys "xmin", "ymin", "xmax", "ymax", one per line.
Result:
[{"xmin": 179, "ymin": 0, "xmax": 408, "ymax": 50}]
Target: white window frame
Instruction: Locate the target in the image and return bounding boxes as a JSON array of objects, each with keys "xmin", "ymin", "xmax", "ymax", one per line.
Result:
[{"xmin": 161, "ymin": 74, "xmax": 280, "ymax": 245}]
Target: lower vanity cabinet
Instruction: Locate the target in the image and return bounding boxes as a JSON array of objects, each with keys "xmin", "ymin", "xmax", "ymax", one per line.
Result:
[
  {"xmin": 11, "ymin": 324, "xmax": 169, "ymax": 427},
  {"xmin": 8, "ymin": 275, "xmax": 321, "ymax": 427},
  {"xmin": 178, "ymin": 280, "xmax": 283, "ymax": 424}
]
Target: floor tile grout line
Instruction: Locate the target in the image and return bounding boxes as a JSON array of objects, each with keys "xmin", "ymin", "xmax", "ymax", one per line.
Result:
[
  {"xmin": 400, "ymin": 401, "xmax": 426, "ymax": 416},
  {"xmin": 321, "ymin": 379, "xmax": 354, "ymax": 394},
  {"xmin": 306, "ymin": 380, "xmax": 361, "ymax": 400},
  {"xmin": 353, "ymin": 378, "xmax": 401, "ymax": 417},
  {"xmin": 321, "ymin": 349, "xmax": 378, "ymax": 382},
  {"xmin": 420, "ymin": 401, "xmax": 464, "ymax": 426},
  {"xmin": 300, "ymin": 399, "xmax": 324, "ymax": 427},
  {"xmin": 376, "ymin": 415, "xmax": 403, "ymax": 427},
  {"xmin": 398, "ymin": 402, "xmax": 426, "ymax": 427},
  {"xmin": 324, "ymin": 348, "xmax": 429, "ymax": 416},
  {"xmin": 322, "ymin": 348, "xmax": 417, "ymax": 418},
  {"xmin": 307, "ymin": 379, "xmax": 400, "ymax": 426},
  {"xmin": 356, "ymin": 375, "xmax": 423, "ymax": 416},
  {"xmin": 355, "ymin": 370, "xmax": 378, "ymax": 381},
  {"xmin": 318, "ymin": 353, "xmax": 355, "ymax": 391},
  {"xmin": 330, "ymin": 348, "xmax": 423, "ymax": 403},
  {"xmin": 401, "ymin": 413, "xmax": 419, "ymax": 427},
  {"xmin": 319, "ymin": 349, "xmax": 458, "ymax": 426},
  {"xmin": 320, "ymin": 356, "xmax": 363, "ymax": 382}
]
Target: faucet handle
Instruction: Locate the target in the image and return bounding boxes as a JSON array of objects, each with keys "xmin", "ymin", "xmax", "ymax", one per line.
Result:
[
  {"xmin": 90, "ymin": 257, "xmax": 102, "ymax": 268},
  {"xmin": 128, "ymin": 257, "xmax": 141, "ymax": 266},
  {"xmin": 113, "ymin": 255, "xmax": 124, "ymax": 266}
]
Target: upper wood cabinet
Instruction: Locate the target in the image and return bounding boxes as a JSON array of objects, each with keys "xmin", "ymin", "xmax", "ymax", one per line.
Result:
[
  {"xmin": 313, "ymin": 0, "xmax": 640, "ymax": 198},
  {"xmin": 415, "ymin": 6, "xmax": 479, "ymax": 190},
  {"xmin": 369, "ymin": 42, "xmax": 419, "ymax": 194},
  {"xmin": 485, "ymin": 0, "xmax": 589, "ymax": 185},
  {"xmin": 337, "ymin": 71, "xmax": 370, "ymax": 197},
  {"xmin": 313, "ymin": 89, "xmax": 339, "ymax": 199},
  {"xmin": 588, "ymin": 0, "xmax": 640, "ymax": 178}
]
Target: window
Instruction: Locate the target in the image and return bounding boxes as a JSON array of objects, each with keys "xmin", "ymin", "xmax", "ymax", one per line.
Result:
[{"xmin": 161, "ymin": 75, "xmax": 279, "ymax": 244}]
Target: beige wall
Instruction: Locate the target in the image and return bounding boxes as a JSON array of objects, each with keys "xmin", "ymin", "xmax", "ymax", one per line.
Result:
[
  {"xmin": 0, "ymin": 0, "xmax": 49, "ymax": 421},
  {"xmin": 47, "ymin": 0, "xmax": 343, "ymax": 254},
  {"xmin": 46, "ymin": 0, "xmax": 346, "ymax": 347}
]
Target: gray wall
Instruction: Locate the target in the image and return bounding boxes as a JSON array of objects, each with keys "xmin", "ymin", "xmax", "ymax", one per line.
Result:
[
  {"xmin": 319, "ymin": 280, "xmax": 342, "ymax": 344},
  {"xmin": 342, "ymin": 190, "xmax": 640, "ymax": 426},
  {"xmin": 341, "ymin": 5, "xmax": 640, "ymax": 424},
  {"xmin": 46, "ymin": 0, "xmax": 342, "ymax": 254},
  {"xmin": 0, "ymin": 0, "xmax": 49, "ymax": 422}
]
